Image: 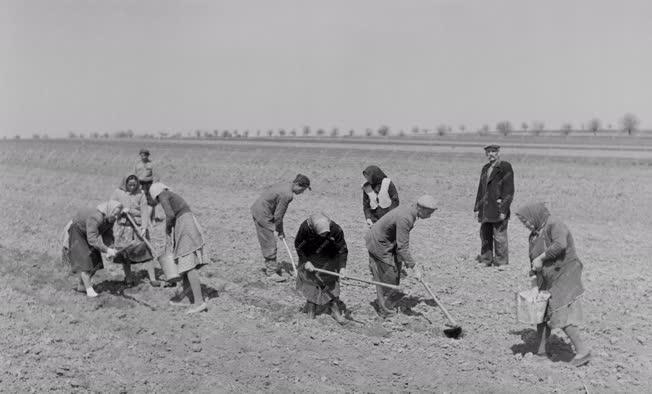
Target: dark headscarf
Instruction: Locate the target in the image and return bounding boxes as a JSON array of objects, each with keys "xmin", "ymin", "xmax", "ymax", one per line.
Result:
[
  {"xmin": 515, "ymin": 202, "xmax": 550, "ymax": 234},
  {"xmin": 363, "ymin": 165, "xmax": 388, "ymax": 186},
  {"xmin": 119, "ymin": 174, "xmax": 141, "ymax": 194}
]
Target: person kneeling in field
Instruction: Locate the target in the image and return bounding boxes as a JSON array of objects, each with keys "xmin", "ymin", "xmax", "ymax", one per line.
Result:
[
  {"xmin": 515, "ymin": 202, "xmax": 591, "ymax": 367},
  {"xmin": 251, "ymin": 174, "xmax": 311, "ymax": 282},
  {"xmin": 150, "ymin": 183, "xmax": 209, "ymax": 314},
  {"xmin": 295, "ymin": 213, "xmax": 348, "ymax": 324},
  {"xmin": 362, "ymin": 165, "xmax": 399, "ymax": 227},
  {"xmin": 67, "ymin": 200, "xmax": 123, "ymax": 297},
  {"xmin": 365, "ymin": 195, "xmax": 437, "ymax": 317},
  {"xmin": 110, "ymin": 174, "xmax": 159, "ymax": 286}
]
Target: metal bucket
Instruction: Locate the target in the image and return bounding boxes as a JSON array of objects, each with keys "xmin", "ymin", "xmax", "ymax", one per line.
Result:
[
  {"xmin": 158, "ymin": 252, "xmax": 180, "ymax": 282},
  {"xmin": 515, "ymin": 287, "xmax": 550, "ymax": 324}
]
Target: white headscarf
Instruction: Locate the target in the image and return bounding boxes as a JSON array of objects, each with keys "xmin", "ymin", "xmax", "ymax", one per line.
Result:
[
  {"xmin": 97, "ymin": 200, "xmax": 123, "ymax": 217},
  {"xmin": 149, "ymin": 182, "xmax": 170, "ymax": 200},
  {"xmin": 308, "ymin": 213, "xmax": 331, "ymax": 235}
]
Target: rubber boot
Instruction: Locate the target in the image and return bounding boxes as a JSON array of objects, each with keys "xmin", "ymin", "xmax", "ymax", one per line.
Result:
[
  {"xmin": 330, "ymin": 301, "xmax": 347, "ymax": 325},
  {"xmin": 264, "ymin": 259, "xmax": 286, "ymax": 282},
  {"xmin": 375, "ymin": 285, "xmax": 395, "ymax": 317},
  {"xmin": 306, "ymin": 302, "xmax": 316, "ymax": 319}
]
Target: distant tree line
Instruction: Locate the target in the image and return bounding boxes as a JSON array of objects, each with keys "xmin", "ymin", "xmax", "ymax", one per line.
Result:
[{"xmin": 24, "ymin": 112, "xmax": 641, "ymax": 140}]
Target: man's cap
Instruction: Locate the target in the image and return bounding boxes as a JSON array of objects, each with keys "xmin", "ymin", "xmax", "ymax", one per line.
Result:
[
  {"xmin": 293, "ymin": 174, "xmax": 311, "ymax": 190},
  {"xmin": 139, "ymin": 148, "xmax": 150, "ymax": 155},
  {"xmin": 417, "ymin": 195, "xmax": 438, "ymax": 210},
  {"xmin": 483, "ymin": 143, "xmax": 500, "ymax": 151}
]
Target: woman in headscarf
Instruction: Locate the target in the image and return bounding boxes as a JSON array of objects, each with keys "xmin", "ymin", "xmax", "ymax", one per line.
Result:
[
  {"xmin": 150, "ymin": 182, "xmax": 208, "ymax": 314},
  {"xmin": 362, "ymin": 165, "xmax": 399, "ymax": 227},
  {"xmin": 294, "ymin": 213, "xmax": 348, "ymax": 324},
  {"xmin": 67, "ymin": 200, "xmax": 123, "ymax": 297},
  {"xmin": 110, "ymin": 174, "xmax": 159, "ymax": 286},
  {"xmin": 515, "ymin": 202, "xmax": 591, "ymax": 367}
]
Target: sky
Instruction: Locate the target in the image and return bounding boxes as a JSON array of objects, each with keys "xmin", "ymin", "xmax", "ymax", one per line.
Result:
[{"xmin": 1, "ymin": 0, "xmax": 651, "ymax": 137}]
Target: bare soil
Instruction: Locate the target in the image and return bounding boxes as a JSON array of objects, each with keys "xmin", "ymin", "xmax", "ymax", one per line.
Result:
[{"xmin": 0, "ymin": 139, "xmax": 650, "ymax": 393}]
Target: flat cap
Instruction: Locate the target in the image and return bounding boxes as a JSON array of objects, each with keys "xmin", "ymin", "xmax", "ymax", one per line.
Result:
[
  {"xmin": 293, "ymin": 174, "xmax": 311, "ymax": 190},
  {"xmin": 417, "ymin": 195, "xmax": 438, "ymax": 210},
  {"xmin": 483, "ymin": 143, "xmax": 500, "ymax": 150},
  {"xmin": 139, "ymin": 148, "xmax": 150, "ymax": 155}
]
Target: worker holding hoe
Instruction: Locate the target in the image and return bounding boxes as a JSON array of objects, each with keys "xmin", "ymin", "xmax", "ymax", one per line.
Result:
[
  {"xmin": 294, "ymin": 213, "xmax": 348, "ymax": 324},
  {"xmin": 251, "ymin": 174, "xmax": 311, "ymax": 282},
  {"xmin": 66, "ymin": 200, "xmax": 124, "ymax": 298},
  {"xmin": 365, "ymin": 195, "xmax": 438, "ymax": 317},
  {"xmin": 110, "ymin": 174, "xmax": 158, "ymax": 286}
]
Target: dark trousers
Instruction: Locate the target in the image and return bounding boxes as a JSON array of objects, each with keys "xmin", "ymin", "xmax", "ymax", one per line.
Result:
[
  {"xmin": 479, "ymin": 220, "xmax": 509, "ymax": 266},
  {"xmin": 139, "ymin": 180, "xmax": 155, "ymax": 205}
]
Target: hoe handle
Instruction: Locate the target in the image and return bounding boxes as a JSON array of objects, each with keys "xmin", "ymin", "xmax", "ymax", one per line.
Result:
[
  {"xmin": 418, "ymin": 278, "xmax": 459, "ymax": 327},
  {"xmin": 281, "ymin": 238, "xmax": 298, "ymax": 277},
  {"xmin": 125, "ymin": 212, "xmax": 155, "ymax": 253},
  {"xmin": 312, "ymin": 267, "xmax": 401, "ymax": 290}
]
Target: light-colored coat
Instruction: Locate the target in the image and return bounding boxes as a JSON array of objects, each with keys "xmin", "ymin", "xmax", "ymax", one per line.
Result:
[
  {"xmin": 364, "ymin": 204, "xmax": 418, "ymax": 267},
  {"xmin": 250, "ymin": 182, "xmax": 294, "ymax": 235}
]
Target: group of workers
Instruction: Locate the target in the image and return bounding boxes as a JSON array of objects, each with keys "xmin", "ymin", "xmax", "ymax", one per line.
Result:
[{"xmin": 61, "ymin": 143, "xmax": 591, "ymax": 367}]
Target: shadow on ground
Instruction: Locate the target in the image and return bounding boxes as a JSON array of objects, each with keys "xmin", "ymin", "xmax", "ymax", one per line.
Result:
[{"xmin": 509, "ymin": 328, "xmax": 575, "ymax": 362}]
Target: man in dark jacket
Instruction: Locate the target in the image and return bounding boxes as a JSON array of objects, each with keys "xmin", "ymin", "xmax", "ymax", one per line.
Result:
[{"xmin": 473, "ymin": 144, "xmax": 514, "ymax": 266}]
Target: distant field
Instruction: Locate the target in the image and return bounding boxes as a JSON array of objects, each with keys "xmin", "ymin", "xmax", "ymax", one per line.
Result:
[{"xmin": 0, "ymin": 139, "xmax": 650, "ymax": 392}]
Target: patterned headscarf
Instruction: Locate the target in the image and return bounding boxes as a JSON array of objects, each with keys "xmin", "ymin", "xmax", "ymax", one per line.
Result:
[
  {"xmin": 149, "ymin": 182, "xmax": 170, "ymax": 200},
  {"xmin": 515, "ymin": 202, "xmax": 550, "ymax": 234}
]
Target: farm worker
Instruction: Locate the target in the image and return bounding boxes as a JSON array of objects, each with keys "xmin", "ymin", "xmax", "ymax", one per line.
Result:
[
  {"xmin": 109, "ymin": 174, "xmax": 159, "ymax": 287},
  {"xmin": 150, "ymin": 182, "xmax": 209, "ymax": 314},
  {"xmin": 295, "ymin": 213, "xmax": 348, "ymax": 324},
  {"xmin": 364, "ymin": 195, "xmax": 438, "ymax": 317},
  {"xmin": 66, "ymin": 200, "xmax": 123, "ymax": 297},
  {"xmin": 134, "ymin": 148, "xmax": 156, "ymax": 195},
  {"xmin": 515, "ymin": 202, "xmax": 591, "ymax": 367},
  {"xmin": 362, "ymin": 165, "xmax": 399, "ymax": 227},
  {"xmin": 251, "ymin": 174, "xmax": 311, "ymax": 281},
  {"xmin": 473, "ymin": 143, "xmax": 515, "ymax": 267}
]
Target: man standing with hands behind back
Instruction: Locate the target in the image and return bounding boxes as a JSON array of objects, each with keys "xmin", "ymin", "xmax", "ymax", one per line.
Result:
[{"xmin": 474, "ymin": 143, "xmax": 515, "ymax": 267}]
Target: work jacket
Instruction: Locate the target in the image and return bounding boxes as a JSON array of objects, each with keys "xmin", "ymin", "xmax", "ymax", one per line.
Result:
[{"xmin": 474, "ymin": 160, "xmax": 515, "ymax": 223}]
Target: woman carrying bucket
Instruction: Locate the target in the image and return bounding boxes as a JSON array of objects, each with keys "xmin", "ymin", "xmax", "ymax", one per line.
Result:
[
  {"xmin": 110, "ymin": 174, "xmax": 159, "ymax": 286},
  {"xmin": 515, "ymin": 202, "xmax": 591, "ymax": 367},
  {"xmin": 67, "ymin": 200, "xmax": 123, "ymax": 297},
  {"xmin": 150, "ymin": 182, "xmax": 209, "ymax": 314}
]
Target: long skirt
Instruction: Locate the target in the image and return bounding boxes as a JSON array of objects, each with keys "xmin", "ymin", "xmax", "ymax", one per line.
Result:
[
  {"xmin": 296, "ymin": 268, "xmax": 340, "ymax": 305},
  {"xmin": 68, "ymin": 223, "xmax": 103, "ymax": 274},
  {"xmin": 546, "ymin": 296, "xmax": 583, "ymax": 329},
  {"xmin": 173, "ymin": 212, "xmax": 207, "ymax": 274}
]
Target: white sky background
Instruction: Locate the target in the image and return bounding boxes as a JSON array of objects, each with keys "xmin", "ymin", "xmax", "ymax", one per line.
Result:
[{"xmin": 1, "ymin": 0, "xmax": 651, "ymax": 137}]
